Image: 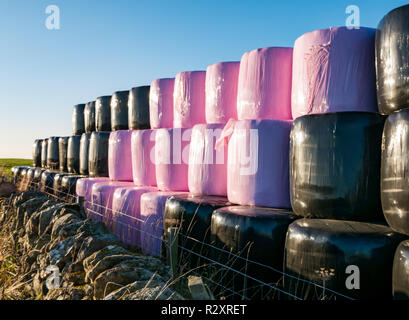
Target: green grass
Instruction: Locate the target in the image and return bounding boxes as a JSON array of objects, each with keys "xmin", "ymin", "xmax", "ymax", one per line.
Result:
[{"xmin": 0, "ymin": 159, "xmax": 32, "ymax": 181}]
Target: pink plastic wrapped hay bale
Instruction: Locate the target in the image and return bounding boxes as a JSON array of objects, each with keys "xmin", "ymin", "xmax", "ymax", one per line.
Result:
[
  {"xmin": 112, "ymin": 186, "xmax": 158, "ymax": 248},
  {"xmin": 291, "ymin": 27, "xmax": 377, "ymax": 119},
  {"xmin": 155, "ymin": 128, "xmax": 191, "ymax": 191},
  {"xmin": 188, "ymin": 123, "xmax": 228, "ymax": 196},
  {"xmin": 108, "ymin": 130, "xmax": 133, "ymax": 181},
  {"xmin": 205, "ymin": 62, "xmax": 240, "ymax": 124},
  {"xmin": 173, "ymin": 71, "xmax": 206, "ymax": 128},
  {"xmin": 149, "ymin": 78, "xmax": 175, "ymax": 129},
  {"xmin": 140, "ymin": 191, "xmax": 188, "ymax": 257},
  {"xmin": 227, "ymin": 119, "xmax": 292, "ymax": 208},
  {"xmin": 76, "ymin": 177, "xmax": 110, "ymax": 216},
  {"xmin": 131, "ymin": 129, "xmax": 157, "ymax": 186},
  {"xmin": 237, "ymin": 47, "xmax": 293, "ymax": 121},
  {"xmin": 90, "ymin": 181, "xmax": 134, "ymax": 228}
]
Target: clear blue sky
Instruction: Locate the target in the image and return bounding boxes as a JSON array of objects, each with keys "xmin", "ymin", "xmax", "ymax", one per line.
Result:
[{"xmin": 0, "ymin": 0, "xmax": 407, "ymax": 158}]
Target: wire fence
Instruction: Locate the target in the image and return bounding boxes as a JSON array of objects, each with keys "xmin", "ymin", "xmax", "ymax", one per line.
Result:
[{"xmin": 12, "ymin": 173, "xmax": 354, "ymax": 301}]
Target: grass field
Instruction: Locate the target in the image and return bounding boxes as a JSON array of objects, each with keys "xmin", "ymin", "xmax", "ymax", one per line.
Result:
[{"xmin": 0, "ymin": 159, "xmax": 32, "ymax": 181}]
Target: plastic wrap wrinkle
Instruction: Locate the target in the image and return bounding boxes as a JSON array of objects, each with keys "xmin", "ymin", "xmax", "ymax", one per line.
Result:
[
  {"xmin": 227, "ymin": 119, "xmax": 292, "ymax": 208},
  {"xmin": 237, "ymin": 47, "xmax": 293, "ymax": 120},
  {"xmin": 290, "ymin": 112, "xmax": 385, "ymax": 221},
  {"xmin": 173, "ymin": 71, "xmax": 206, "ymax": 128},
  {"xmin": 150, "ymin": 78, "xmax": 175, "ymax": 129},
  {"xmin": 284, "ymin": 219, "xmax": 407, "ymax": 300},
  {"xmin": 131, "ymin": 129, "xmax": 157, "ymax": 186},
  {"xmin": 292, "ymin": 27, "xmax": 378, "ymax": 119},
  {"xmin": 128, "ymin": 86, "xmax": 150, "ymax": 130},
  {"xmin": 188, "ymin": 123, "xmax": 227, "ymax": 196},
  {"xmin": 205, "ymin": 62, "xmax": 240, "ymax": 124},
  {"xmin": 95, "ymin": 96, "xmax": 112, "ymax": 132},
  {"xmin": 108, "ymin": 130, "xmax": 133, "ymax": 181}
]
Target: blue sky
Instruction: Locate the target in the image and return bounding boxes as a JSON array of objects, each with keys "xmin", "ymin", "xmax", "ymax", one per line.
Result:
[{"xmin": 0, "ymin": 0, "xmax": 407, "ymax": 158}]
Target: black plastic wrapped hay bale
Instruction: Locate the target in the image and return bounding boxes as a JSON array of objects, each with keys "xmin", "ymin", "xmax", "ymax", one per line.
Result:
[
  {"xmin": 40, "ymin": 171, "xmax": 57, "ymax": 194},
  {"xmin": 67, "ymin": 136, "xmax": 81, "ymax": 174},
  {"xmin": 128, "ymin": 86, "xmax": 150, "ymax": 130},
  {"xmin": 58, "ymin": 137, "xmax": 69, "ymax": 172},
  {"xmin": 284, "ymin": 219, "xmax": 407, "ymax": 300},
  {"xmin": 32, "ymin": 139, "xmax": 42, "ymax": 167},
  {"xmin": 53, "ymin": 173, "xmax": 69, "ymax": 198},
  {"xmin": 84, "ymin": 101, "xmax": 96, "ymax": 133},
  {"xmin": 96, "ymin": 96, "xmax": 111, "ymax": 132},
  {"xmin": 111, "ymin": 91, "xmax": 129, "ymax": 131},
  {"xmin": 290, "ymin": 112, "xmax": 385, "ymax": 221},
  {"xmin": 80, "ymin": 133, "xmax": 91, "ymax": 175},
  {"xmin": 376, "ymin": 4, "xmax": 409, "ymax": 114},
  {"xmin": 72, "ymin": 104, "xmax": 86, "ymax": 135},
  {"xmin": 393, "ymin": 240, "xmax": 409, "ymax": 299},
  {"xmin": 41, "ymin": 140, "xmax": 48, "ymax": 168},
  {"xmin": 381, "ymin": 109, "xmax": 409, "ymax": 235},
  {"xmin": 12, "ymin": 166, "xmax": 27, "ymax": 184},
  {"xmin": 33, "ymin": 168, "xmax": 45, "ymax": 184},
  {"xmin": 25, "ymin": 168, "xmax": 36, "ymax": 190},
  {"xmin": 163, "ymin": 194, "xmax": 233, "ymax": 271},
  {"xmin": 61, "ymin": 175, "xmax": 85, "ymax": 202},
  {"xmin": 88, "ymin": 132, "xmax": 110, "ymax": 177},
  {"xmin": 210, "ymin": 206, "xmax": 300, "ymax": 299},
  {"xmin": 47, "ymin": 137, "xmax": 60, "ymax": 170}
]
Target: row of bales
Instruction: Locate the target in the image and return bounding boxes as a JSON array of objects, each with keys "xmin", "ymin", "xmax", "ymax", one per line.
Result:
[{"xmin": 13, "ymin": 4, "xmax": 409, "ymax": 300}]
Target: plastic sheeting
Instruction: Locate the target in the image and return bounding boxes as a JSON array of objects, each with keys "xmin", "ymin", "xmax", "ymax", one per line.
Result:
[
  {"xmin": 227, "ymin": 119, "xmax": 292, "ymax": 208},
  {"xmin": 12, "ymin": 166, "xmax": 30, "ymax": 185},
  {"xmin": 47, "ymin": 137, "xmax": 60, "ymax": 170},
  {"xmin": 84, "ymin": 101, "xmax": 96, "ymax": 133},
  {"xmin": 149, "ymin": 78, "xmax": 175, "ymax": 129},
  {"xmin": 75, "ymin": 177, "xmax": 110, "ymax": 215},
  {"xmin": 111, "ymin": 91, "xmax": 129, "ymax": 131},
  {"xmin": 40, "ymin": 171, "xmax": 56, "ymax": 194},
  {"xmin": 163, "ymin": 194, "xmax": 233, "ymax": 269},
  {"xmin": 376, "ymin": 5, "xmax": 409, "ymax": 114},
  {"xmin": 173, "ymin": 71, "xmax": 206, "ymax": 128},
  {"xmin": 61, "ymin": 175, "xmax": 85, "ymax": 201},
  {"xmin": 292, "ymin": 27, "xmax": 377, "ymax": 119},
  {"xmin": 67, "ymin": 136, "xmax": 81, "ymax": 174},
  {"xmin": 88, "ymin": 132, "xmax": 110, "ymax": 177},
  {"xmin": 72, "ymin": 104, "xmax": 86, "ymax": 135},
  {"xmin": 112, "ymin": 186, "xmax": 158, "ymax": 247},
  {"xmin": 53, "ymin": 173, "xmax": 68, "ymax": 197},
  {"xmin": 96, "ymin": 96, "xmax": 112, "ymax": 132},
  {"xmin": 33, "ymin": 168, "xmax": 45, "ymax": 183},
  {"xmin": 237, "ymin": 47, "xmax": 293, "ymax": 121},
  {"xmin": 140, "ymin": 191, "xmax": 187, "ymax": 257},
  {"xmin": 284, "ymin": 219, "xmax": 406, "ymax": 300},
  {"xmin": 290, "ymin": 112, "xmax": 385, "ymax": 221},
  {"xmin": 107, "ymin": 130, "xmax": 133, "ymax": 181},
  {"xmin": 188, "ymin": 123, "xmax": 227, "ymax": 196},
  {"xmin": 128, "ymin": 86, "xmax": 150, "ymax": 130},
  {"xmin": 393, "ymin": 240, "xmax": 409, "ymax": 299},
  {"xmin": 58, "ymin": 137, "xmax": 68, "ymax": 172},
  {"xmin": 381, "ymin": 109, "xmax": 409, "ymax": 235},
  {"xmin": 80, "ymin": 133, "xmax": 91, "ymax": 175},
  {"xmin": 155, "ymin": 128, "xmax": 191, "ymax": 191},
  {"xmin": 32, "ymin": 140, "xmax": 42, "ymax": 167},
  {"xmin": 131, "ymin": 129, "xmax": 157, "ymax": 186},
  {"xmin": 211, "ymin": 206, "xmax": 299, "ymax": 298},
  {"xmin": 90, "ymin": 181, "xmax": 134, "ymax": 228},
  {"xmin": 205, "ymin": 62, "xmax": 240, "ymax": 124},
  {"xmin": 41, "ymin": 140, "xmax": 48, "ymax": 168}
]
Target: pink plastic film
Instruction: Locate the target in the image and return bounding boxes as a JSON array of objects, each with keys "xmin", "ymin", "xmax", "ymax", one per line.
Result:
[
  {"xmin": 108, "ymin": 130, "xmax": 133, "ymax": 181},
  {"xmin": 149, "ymin": 78, "xmax": 175, "ymax": 129},
  {"xmin": 131, "ymin": 129, "xmax": 157, "ymax": 187}
]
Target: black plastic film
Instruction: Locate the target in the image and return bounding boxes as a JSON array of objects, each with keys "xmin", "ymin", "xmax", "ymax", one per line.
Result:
[
  {"xmin": 53, "ymin": 173, "xmax": 69, "ymax": 197},
  {"xmin": 393, "ymin": 240, "xmax": 409, "ymax": 300},
  {"xmin": 376, "ymin": 4, "xmax": 409, "ymax": 114},
  {"xmin": 80, "ymin": 133, "xmax": 91, "ymax": 175},
  {"xmin": 58, "ymin": 137, "xmax": 69, "ymax": 172},
  {"xmin": 88, "ymin": 132, "xmax": 110, "ymax": 177},
  {"xmin": 284, "ymin": 219, "xmax": 407, "ymax": 300},
  {"xmin": 40, "ymin": 170, "xmax": 57, "ymax": 194},
  {"xmin": 61, "ymin": 175, "xmax": 85, "ymax": 199},
  {"xmin": 41, "ymin": 140, "xmax": 48, "ymax": 168},
  {"xmin": 84, "ymin": 101, "xmax": 96, "ymax": 133},
  {"xmin": 163, "ymin": 194, "xmax": 233, "ymax": 269},
  {"xmin": 290, "ymin": 112, "xmax": 385, "ymax": 221},
  {"xmin": 128, "ymin": 86, "xmax": 150, "ymax": 130},
  {"xmin": 32, "ymin": 139, "xmax": 42, "ymax": 167},
  {"xmin": 211, "ymin": 206, "xmax": 300, "ymax": 299},
  {"xmin": 72, "ymin": 104, "xmax": 86, "ymax": 135},
  {"xmin": 111, "ymin": 91, "xmax": 129, "ymax": 131},
  {"xmin": 67, "ymin": 136, "xmax": 81, "ymax": 174},
  {"xmin": 33, "ymin": 168, "xmax": 45, "ymax": 183},
  {"xmin": 47, "ymin": 137, "xmax": 60, "ymax": 170},
  {"xmin": 96, "ymin": 96, "xmax": 112, "ymax": 132},
  {"xmin": 381, "ymin": 109, "xmax": 409, "ymax": 235}
]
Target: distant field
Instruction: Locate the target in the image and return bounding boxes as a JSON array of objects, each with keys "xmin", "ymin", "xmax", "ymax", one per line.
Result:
[{"xmin": 0, "ymin": 159, "xmax": 32, "ymax": 181}]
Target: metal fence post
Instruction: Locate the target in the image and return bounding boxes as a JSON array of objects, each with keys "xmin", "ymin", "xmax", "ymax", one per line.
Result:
[{"xmin": 168, "ymin": 227, "xmax": 179, "ymax": 278}]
